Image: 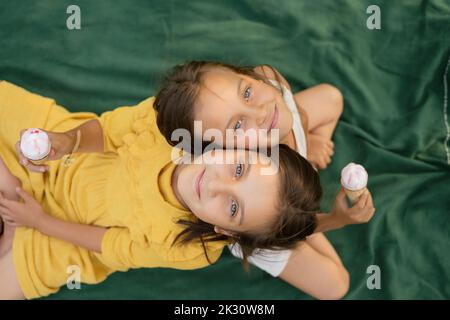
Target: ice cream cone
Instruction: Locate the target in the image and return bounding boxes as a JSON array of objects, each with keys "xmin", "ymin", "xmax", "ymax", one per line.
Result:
[
  {"xmin": 344, "ymin": 187, "xmax": 367, "ymax": 204},
  {"xmin": 29, "ymin": 154, "xmax": 50, "ymax": 165},
  {"xmin": 341, "ymin": 162, "xmax": 368, "ymax": 204}
]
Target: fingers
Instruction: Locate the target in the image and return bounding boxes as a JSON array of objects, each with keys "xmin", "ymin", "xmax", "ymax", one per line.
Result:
[
  {"xmin": 0, "ymin": 213, "xmax": 17, "ymax": 227},
  {"xmin": 366, "ymin": 191, "xmax": 374, "ymax": 209},
  {"xmin": 335, "ymin": 187, "xmax": 348, "ymax": 208},
  {"xmin": 0, "ymin": 192, "xmax": 11, "ymax": 208},
  {"xmin": 0, "ymin": 191, "xmax": 21, "ymax": 210},
  {"xmin": 355, "ymin": 190, "xmax": 369, "ymax": 209},
  {"xmin": 0, "ymin": 206, "xmax": 12, "ymax": 217},
  {"xmin": 0, "ymin": 205, "xmax": 13, "ymax": 224},
  {"xmin": 361, "ymin": 191, "xmax": 370, "ymax": 209},
  {"xmin": 366, "ymin": 192, "xmax": 376, "ymax": 218},
  {"xmin": 317, "ymin": 159, "xmax": 327, "ymax": 169},
  {"xmin": 355, "ymin": 190, "xmax": 376, "ymax": 223},
  {"xmin": 327, "ymin": 146, "xmax": 334, "ymax": 156},
  {"xmin": 0, "ymin": 193, "xmax": 20, "ymax": 227},
  {"xmin": 327, "ymin": 139, "xmax": 334, "ymax": 149},
  {"xmin": 315, "ymin": 153, "xmax": 331, "ymax": 169},
  {"xmin": 22, "ymin": 158, "xmax": 48, "ymax": 173},
  {"xmin": 325, "ymin": 141, "xmax": 334, "ymax": 155},
  {"xmin": 24, "ymin": 162, "xmax": 48, "ymax": 173},
  {"xmin": 15, "ymin": 187, "xmax": 30, "ymax": 202},
  {"xmin": 15, "ymin": 141, "xmax": 27, "ymax": 165},
  {"xmin": 336, "ymin": 187, "xmax": 346, "ymax": 199},
  {"xmin": 15, "ymin": 141, "xmax": 48, "ymax": 173},
  {"xmin": 1, "ymin": 216, "xmax": 14, "ymax": 225}
]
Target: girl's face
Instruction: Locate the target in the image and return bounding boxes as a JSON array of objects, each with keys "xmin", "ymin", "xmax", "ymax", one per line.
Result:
[
  {"xmin": 172, "ymin": 149, "xmax": 279, "ymax": 234},
  {"xmin": 193, "ymin": 68, "xmax": 293, "ymax": 148}
]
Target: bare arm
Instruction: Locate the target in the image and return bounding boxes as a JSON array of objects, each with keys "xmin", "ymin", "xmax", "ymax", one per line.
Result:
[
  {"xmin": 277, "ymin": 190, "xmax": 376, "ymax": 299},
  {"xmin": 314, "ymin": 213, "xmax": 344, "ymax": 233},
  {"xmin": 278, "ymin": 233, "xmax": 349, "ymax": 300},
  {"xmin": 16, "ymin": 118, "xmax": 106, "ymax": 173},
  {"xmin": 0, "ymin": 187, "xmax": 106, "ymax": 253},
  {"xmin": 304, "ymin": 232, "xmax": 345, "ymax": 268},
  {"xmin": 314, "ymin": 188, "xmax": 375, "ymax": 234},
  {"xmin": 66, "ymin": 119, "xmax": 104, "ymax": 154},
  {"xmin": 37, "ymin": 214, "xmax": 107, "ymax": 253}
]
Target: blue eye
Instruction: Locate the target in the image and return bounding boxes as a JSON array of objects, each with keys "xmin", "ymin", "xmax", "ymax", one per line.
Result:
[
  {"xmin": 234, "ymin": 120, "xmax": 242, "ymax": 131},
  {"xmin": 243, "ymin": 87, "xmax": 251, "ymax": 101},
  {"xmin": 235, "ymin": 163, "xmax": 243, "ymax": 177},
  {"xmin": 230, "ymin": 200, "xmax": 238, "ymax": 217}
]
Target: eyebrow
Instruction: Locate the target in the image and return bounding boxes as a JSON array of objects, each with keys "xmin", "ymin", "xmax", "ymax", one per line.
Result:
[
  {"xmin": 237, "ymin": 78, "xmax": 243, "ymax": 97},
  {"xmin": 238, "ymin": 162, "xmax": 251, "ymax": 226}
]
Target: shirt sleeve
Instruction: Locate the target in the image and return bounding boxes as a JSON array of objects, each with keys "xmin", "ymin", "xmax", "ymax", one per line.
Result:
[
  {"xmin": 227, "ymin": 243, "xmax": 292, "ymax": 277},
  {"xmin": 99, "ymin": 227, "xmax": 224, "ymax": 271},
  {"xmin": 96, "ymin": 98, "xmax": 156, "ymax": 154}
]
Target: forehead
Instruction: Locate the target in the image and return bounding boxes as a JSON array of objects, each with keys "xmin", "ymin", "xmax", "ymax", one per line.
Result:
[
  {"xmin": 201, "ymin": 68, "xmax": 240, "ymax": 96},
  {"xmin": 194, "ymin": 69, "xmax": 242, "ymax": 120}
]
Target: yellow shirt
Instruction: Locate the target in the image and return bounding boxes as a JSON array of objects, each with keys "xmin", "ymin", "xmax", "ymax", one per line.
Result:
[
  {"xmin": 96, "ymin": 98, "xmax": 228, "ymax": 270},
  {"xmin": 0, "ymin": 81, "xmax": 227, "ymax": 299}
]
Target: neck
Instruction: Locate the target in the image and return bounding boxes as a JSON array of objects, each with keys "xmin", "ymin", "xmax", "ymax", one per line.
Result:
[{"xmin": 280, "ymin": 129, "xmax": 296, "ymax": 150}]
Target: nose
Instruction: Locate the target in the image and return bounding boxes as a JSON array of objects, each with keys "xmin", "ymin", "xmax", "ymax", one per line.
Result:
[
  {"xmin": 206, "ymin": 168, "xmax": 234, "ymax": 197},
  {"xmin": 207, "ymin": 177, "xmax": 229, "ymax": 197},
  {"xmin": 246, "ymin": 101, "xmax": 269, "ymax": 127}
]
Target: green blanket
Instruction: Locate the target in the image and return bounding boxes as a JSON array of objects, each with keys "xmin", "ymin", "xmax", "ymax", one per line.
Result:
[{"xmin": 1, "ymin": 0, "xmax": 449, "ymax": 299}]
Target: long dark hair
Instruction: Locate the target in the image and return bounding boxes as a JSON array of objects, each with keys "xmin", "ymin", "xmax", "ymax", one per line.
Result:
[
  {"xmin": 172, "ymin": 144, "xmax": 321, "ymax": 269},
  {"xmin": 154, "ymin": 60, "xmax": 284, "ymax": 153}
]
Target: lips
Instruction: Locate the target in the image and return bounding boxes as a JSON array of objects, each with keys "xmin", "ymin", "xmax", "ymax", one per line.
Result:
[
  {"xmin": 195, "ymin": 167, "xmax": 205, "ymax": 199},
  {"xmin": 268, "ymin": 105, "xmax": 278, "ymax": 131}
]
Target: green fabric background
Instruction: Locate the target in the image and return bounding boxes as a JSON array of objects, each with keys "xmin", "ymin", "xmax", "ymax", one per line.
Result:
[{"xmin": 1, "ymin": 0, "xmax": 449, "ymax": 299}]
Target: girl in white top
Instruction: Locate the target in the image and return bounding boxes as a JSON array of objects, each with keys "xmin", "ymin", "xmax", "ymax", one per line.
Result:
[
  {"xmin": 228, "ymin": 78, "xmax": 310, "ymax": 277},
  {"xmin": 154, "ymin": 61, "xmax": 375, "ymax": 299}
]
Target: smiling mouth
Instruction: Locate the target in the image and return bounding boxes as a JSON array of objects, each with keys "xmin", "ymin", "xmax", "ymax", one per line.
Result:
[
  {"xmin": 195, "ymin": 167, "xmax": 205, "ymax": 199},
  {"xmin": 268, "ymin": 105, "xmax": 278, "ymax": 131}
]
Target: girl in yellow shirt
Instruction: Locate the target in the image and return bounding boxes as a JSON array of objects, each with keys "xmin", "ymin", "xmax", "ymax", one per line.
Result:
[{"xmin": 0, "ymin": 81, "xmax": 326, "ymax": 299}]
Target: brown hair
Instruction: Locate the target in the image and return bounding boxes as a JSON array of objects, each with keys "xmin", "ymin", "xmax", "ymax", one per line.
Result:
[
  {"xmin": 173, "ymin": 144, "xmax": 321, "ymax": 269},
  {"xmin": 154, "ymin": 60, "xmax": 283, "ymax": 153}
]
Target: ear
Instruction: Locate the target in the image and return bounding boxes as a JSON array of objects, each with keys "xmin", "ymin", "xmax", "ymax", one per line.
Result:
[{"xmin": 214, "ymin": 226, "xmax": 237, "ymax": 238}]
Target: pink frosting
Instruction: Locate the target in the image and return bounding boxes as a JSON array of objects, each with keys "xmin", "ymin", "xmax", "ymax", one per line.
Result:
[
  {"xmin": 341, "ymin": 162, "xmax": 368, "ymax": 191},
  {"xmin": 20, "ymin": 128, "xmax": 51, "ymax": 160}
]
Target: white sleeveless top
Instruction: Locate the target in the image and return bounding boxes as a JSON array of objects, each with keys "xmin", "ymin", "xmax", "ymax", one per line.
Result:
[
  {"xmin": 269, "ymin": 79, "xmax": 308, "ymax": 157},
  {"xmin": 228, "ymin": 79, "xmax": 308, "ymax": 277}
]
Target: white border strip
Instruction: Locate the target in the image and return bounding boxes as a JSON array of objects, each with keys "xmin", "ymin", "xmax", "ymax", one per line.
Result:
[{"xmin": 443, "ymin": 54, "xmax": 450, "ymax": 165}]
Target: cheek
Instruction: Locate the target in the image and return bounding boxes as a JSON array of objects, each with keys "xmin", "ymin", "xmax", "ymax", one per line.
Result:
[
  {"xmin": 192, "ymin": 201, "xmax": 222, "ymax": 225},
  {"xmin": 255, "ymin": 83, "xmax": 275, "ymax": 100}
]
